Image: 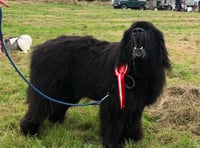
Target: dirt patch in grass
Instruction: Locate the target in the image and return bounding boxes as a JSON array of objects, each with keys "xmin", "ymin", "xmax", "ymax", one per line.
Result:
[{"xmin": 146, "ymin": 85, "xmax": 200, "ymax": 140}]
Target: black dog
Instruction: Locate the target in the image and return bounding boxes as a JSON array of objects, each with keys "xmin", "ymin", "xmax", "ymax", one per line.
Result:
[{"xmin": 20, "ymin": 21, "xmax": 171, "ymax": 147}]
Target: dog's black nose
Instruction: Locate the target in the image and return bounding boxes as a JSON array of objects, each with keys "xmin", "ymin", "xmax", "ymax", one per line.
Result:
[{"xmin": 132, "ymin": 28, "xmax": 144, "ymax": 36}]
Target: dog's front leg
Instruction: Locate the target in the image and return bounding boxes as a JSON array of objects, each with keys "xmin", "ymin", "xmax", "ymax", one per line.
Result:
[
  {"xmin": 100, "ymin": 101, "xmax": 125, "ymax": 148},
  {"xmin": 124, "ymin": 108, "xmax": 144, "ymax": 142}
]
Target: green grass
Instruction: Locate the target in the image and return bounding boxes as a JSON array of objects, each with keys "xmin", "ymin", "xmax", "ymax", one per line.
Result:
[{"xmin": 0, "ymin": 1, "xmax": 200, "ymax": 147}]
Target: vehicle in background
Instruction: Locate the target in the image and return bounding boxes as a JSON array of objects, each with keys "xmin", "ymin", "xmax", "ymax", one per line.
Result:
[
  {"xmin": 147, "ymin": 0, "xmax": 198, "ymax": 11},
  {"xmin": 112, "ymin": 0, "xmax": 147, "ymax": 10},
  {"xmin": 147, "ymin": 0, "xmax": 174, "ymax": 10},
  {"xmin": 175, "ymin": 0, "xmax": 198, "ymax": 11}
]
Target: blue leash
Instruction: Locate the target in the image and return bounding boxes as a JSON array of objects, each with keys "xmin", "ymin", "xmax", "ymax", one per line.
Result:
[{"xmin": 0, "ymin": 8, "xmax": 109, "ymax": 106}]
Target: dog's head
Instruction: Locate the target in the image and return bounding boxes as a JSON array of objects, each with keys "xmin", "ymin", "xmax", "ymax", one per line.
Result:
[{"xmin": 120, "ymin": 21, "xmax": 171, "ymax": 70}]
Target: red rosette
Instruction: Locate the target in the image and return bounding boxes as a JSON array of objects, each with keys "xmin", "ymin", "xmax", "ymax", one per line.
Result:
[{"xmin": 114, "ymin": 64, "xmax": 129, "ymax": 109}]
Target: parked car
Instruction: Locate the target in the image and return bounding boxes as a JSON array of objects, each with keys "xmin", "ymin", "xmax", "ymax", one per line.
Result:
[
  {"xmin": 157, "ymin": 4, "xmax": 173, "ymax": 10},
  {"xmin": 112, "ymin": 0, "xmax": 147, "ymax": 10}
]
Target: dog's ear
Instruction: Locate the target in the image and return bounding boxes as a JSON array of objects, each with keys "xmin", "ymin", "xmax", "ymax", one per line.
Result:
[
  {"xmin": 118, "ymin": 28, "xmax": 132, "ymax": 65},
  {"xmin": 159, "ymin": 35, "xmax": 171, "ymax": 70},
  {"xmin": 121, "ymin": 28, "xmax": 131, "ymax": 50}
]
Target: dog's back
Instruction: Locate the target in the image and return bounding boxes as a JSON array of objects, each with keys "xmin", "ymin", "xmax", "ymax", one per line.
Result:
[{"xmin": 30, "ymin": 35, "xmax": 118, "ymax": 101}]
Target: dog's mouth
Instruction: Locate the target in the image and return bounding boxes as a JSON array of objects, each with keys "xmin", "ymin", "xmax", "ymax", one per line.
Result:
[
  {"xmin": 133, "ymin": 46, "xmax": 146, "ymax": 58},
  {"xmin": 132, "ymin": 27, "xmax": 146, "ymax": 59}
]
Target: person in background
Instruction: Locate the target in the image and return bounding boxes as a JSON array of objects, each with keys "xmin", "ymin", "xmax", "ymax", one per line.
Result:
[
  {"xmin": 0, "ymin": 0, "xmax": 9, "ymax": 8},
  {"xmin": 0, "ymin": 0, "xmax": 9, "ymax": 52},
  {"xmin": 199, "ymin": 0, "xmax": 200, "ymax": 12}
]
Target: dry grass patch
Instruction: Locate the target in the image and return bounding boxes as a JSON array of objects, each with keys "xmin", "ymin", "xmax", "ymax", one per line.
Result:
[{"xmin": 146, "ymin": 85, "xmax": 200, "ymax": 142}]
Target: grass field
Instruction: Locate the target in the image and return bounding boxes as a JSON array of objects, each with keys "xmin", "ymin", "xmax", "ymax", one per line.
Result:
[{"xmin": 0, "ymin": 1, "xmax": 200, "ymax": 147}]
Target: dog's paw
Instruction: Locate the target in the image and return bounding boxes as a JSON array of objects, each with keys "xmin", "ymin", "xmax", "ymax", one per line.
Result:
[
  {"xmin": 48, "ymin": 115, "xmax": 64, "ymax": 124},
  {"xmin": 20, "ymin": 119, "xmax": 40, "ymax": 136},
  {"xmin": 104, "ymin": 143, "xmax": 124, "ymax": 148}
]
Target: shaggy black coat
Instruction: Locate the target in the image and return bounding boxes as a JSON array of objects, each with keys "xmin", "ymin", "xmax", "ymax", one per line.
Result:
[{"xmin": 20, "ymin": 21, "xmax": 171, "ymax": 147}]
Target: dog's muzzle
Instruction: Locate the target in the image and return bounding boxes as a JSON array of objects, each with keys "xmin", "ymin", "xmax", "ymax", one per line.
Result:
[{"xmin": 132, "ymin": 27, "xmax": 146, "ymax": 59}]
